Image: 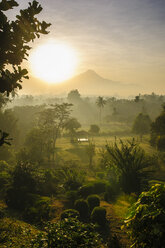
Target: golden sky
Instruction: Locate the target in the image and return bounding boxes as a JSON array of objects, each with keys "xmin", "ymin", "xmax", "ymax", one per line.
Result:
[{"xmin": 10, "ymin": 0, "xmax": 165, "ymax": 95}]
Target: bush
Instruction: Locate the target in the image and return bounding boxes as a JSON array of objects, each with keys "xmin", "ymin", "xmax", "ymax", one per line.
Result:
[
  {"xmin": 78, "ymin": 181, "xmax": 107, "ymax": 199},
  {"xmin": 61, "ymin": 209, "xmax": 80, "ymax": 220},
  {"xmin": 104, "ymin": 183, "xmax": 120, "ymax": 202},
  {"xmin": 91, "ymin": 207, "xmax": 107, "ymax": 226},
  {"xmin": 106, "ymin": 139, "xmax": 152, "ymax": 194},
  {"xmin": 0, "ymin": 160, "xmax": 9, "ymax": 172},
  {"xmin": 66, "ymin": 190, "xmax": 78, "ymax": 208},
  {"xmin": 96, "ymin": 172, "xmax": 105, "ymax": 179},
  {"xmin": 156, "ymin": 135, "xmax": 165, "ymax": 151},
  {"xmin": 78, "ymin": 184, "xmax": 94, "ymax": 198},
  {"xmin": 32, "ymin": 217, "xmax": 101, "ymax": 248},
  {"xmin": 74, "ymin": 199, "xmax": 89, "ymax": 220},
  {"xmin": 5, "ymin": 163, "xmax": 38, "ymax": 211},
  {"xmin": 23, "ymin": 195, "xmax": 51, "ymax": 224},
  {"xmin": 125, "ymin": 184, "xmax": 165, "ymax": 248},
  {"xmin": 92, "ymin": 180, "xmax": 107, "ymax": 194},
  {"xmin": 87, "ymin": 195, "xmax": 100, "ymax": 213}
]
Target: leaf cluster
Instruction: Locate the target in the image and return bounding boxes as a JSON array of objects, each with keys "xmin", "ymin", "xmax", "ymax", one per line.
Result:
[
  {"xmin": 0, "ymin": 0, "xmax": 51, "ymax": 95},
  {"xmin": 125, "ymin": 184, "xmax": 165, "ymax": 248},
  {"xmin": 31, "ymin": 217, "xmax": 101, "ymax": 248},
  {"xmin": 106, "ymin": 139, "xmax": 152, "ymax": 193}
]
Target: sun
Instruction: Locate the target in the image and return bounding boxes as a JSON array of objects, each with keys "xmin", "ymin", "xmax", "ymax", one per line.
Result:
[{"xmin": 29, "ymin": 41, "xmax": 78, "ymax": 84}]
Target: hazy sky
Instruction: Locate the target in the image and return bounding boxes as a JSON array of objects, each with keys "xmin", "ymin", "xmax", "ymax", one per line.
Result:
[{"xmin": 10, "ymin": 0, "xmax": 165, "ymax": 95}]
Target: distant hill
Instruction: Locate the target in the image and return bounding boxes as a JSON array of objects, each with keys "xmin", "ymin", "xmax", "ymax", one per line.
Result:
[
  {"xmin": 22, "ymin": 69, "xmax": 141, "ymax": 96},
  {"xmin": 57, "ymin": 69, "xmax": 140, "ymax": 96}
]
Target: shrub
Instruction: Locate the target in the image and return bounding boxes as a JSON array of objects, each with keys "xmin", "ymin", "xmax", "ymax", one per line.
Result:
[
  {"xmin": 104, "ymin": 183, "xmax": 120, "ymax": 202},
  {"xmin": 125, "ymin": 184, "xmax": 165, "ymax": 248},
  {"xmin": 91, "ymin": 207, "xmax": 107, "ymax": 226},
  {"xmin": 78, "ymin": 181, "xmax": 107, "ymax": 199},
  {"xmin": 32, "ymin": 217, "xmax": 101, "ymax": 248},
  {"xmin": 89, "ymin": 124, "xmax": 100, "ymax": 135},
  {"xmin": 0, "ymin": 160, "xmax": 9, "ymax": 172},
  {"xmin": 66, "ymin": 190, "xmax": 78, "ymax": 208},
  {"xmin": 74, "ymin": 199, "xmax": 89, "ymax": 220},
  {"xmin": 92, "ymin": 180, "xmax": 107, "ymax": 194},
  {"xmin": 106, "ymin": 139, "xmax": 152, "ymax": 194},
  {"xmin": 5, "ymin": 162, "xmax": 37, "ymax": 210},
  {"xmin": 23, "ymin": 195, "xmax": 51, "ymax": 224},
  {"xmin": 96, "ymin": 172, "xmax": 105, "ymax": 179},
  {"xmin": 156, "ymin": 135, "xmax": 165, "ymax": 151},
  {"xmin": 87, "ymin": 195, "xmax": 100, "ymax": 213},
  {"xmin": 78, "ymin": 184, "xmax": 94, "ymax": 198},
  {"xmin": 61, "ymin": 209, "xmax": 80, "ymax": 220}
]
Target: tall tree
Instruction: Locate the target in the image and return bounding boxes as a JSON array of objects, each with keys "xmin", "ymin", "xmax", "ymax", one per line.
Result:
[
  {"xmin": 38, "ymin": 103, "xmax": 72, "ymax": 161},
  {"xmin": 67, "ymin": 89, "xmax": 81, "ymax": 104},
  {"xmin": 96, "ymin": 96, "xmax": 106, "ymax": 125},
  {"xmin": 132, "ymin": 113, "xmax": 151, "ymax": 141},
  {"xmin": 0, "ymin": 0, "xmax": 50, "ymax": 145},
  {"xmin": 65, "ymin": 117, "xmax": 81, "ymax": 142}
]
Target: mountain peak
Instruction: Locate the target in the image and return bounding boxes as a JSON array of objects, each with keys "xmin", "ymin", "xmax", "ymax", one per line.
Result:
[
  {"xmin": 78, "ymin": 69, "xmax": 103, "ymax": 80},
  {"xmin": 86, "ymin": 69, "xmax": 97, "ymax": 75}
]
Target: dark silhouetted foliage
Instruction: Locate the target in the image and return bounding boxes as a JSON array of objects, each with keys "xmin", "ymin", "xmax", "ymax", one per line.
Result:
[
  {"xmin": 87, "ymin": 194, "xmax": 100, "ymax": 213},
  {"xmin": 150, "ymin": 105, "xmax": 165, "ymax": 149},
  {"xmin": 74, "ymin": 199, "xmax": 89, "ymax": 220},
  {"xmin": 106, "ymin": 139, "xmax": 152, "ymax": 194},
  {"xmin": 6, "ymin": 162, "xmax": 38, "ymax": 210},
  {"xmin": 125, "ymin": 184, "xmax": 165, "ymax": 248},
  {"xmin": 0, "ymin": 0, "xmax": 50, "ymax": 95},
  {"xmin": 132, "ymin": 113, "xmax": 151, "ymax": 140},
  {"xmin": 89, "ymin": 124, "xmax": 100, "ymax": 135},
  {"xmin": 91, "ymin": 206, "xmax": 107, "ymax": 226}
]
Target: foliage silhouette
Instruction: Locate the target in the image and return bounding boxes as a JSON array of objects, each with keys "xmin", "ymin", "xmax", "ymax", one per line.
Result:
[
  {"xmin": 106, "ymin": 139, "xmax": 152, "ymax": 194},
  {"xmin": 132, "ymin": 113, "xmax": 151, "ymax": 140},
  {"xmin": 125, "ymin": 184, "xmax": 165, "ymax": 248},
  {"xmin": 0, "ymin": 0, "xmax": 50, "ymax": 95},
  {"xmin": 96, "ymin": 96, "xmax": 106, "ymax": 125},
  {"xmin": 150, "ymin": 104, "xmax": 165, "ymax": 149}
]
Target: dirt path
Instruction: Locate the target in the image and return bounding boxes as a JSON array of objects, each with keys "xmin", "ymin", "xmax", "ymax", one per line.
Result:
[{"xmin": 101, "ymin": 201, "xmax": 131, "ymax": 247}]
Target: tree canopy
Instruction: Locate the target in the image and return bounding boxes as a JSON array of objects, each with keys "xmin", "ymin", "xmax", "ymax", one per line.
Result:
[
  {"xmin": 150, "ymin": 104, "xmax": 165, "ymax": 149},
  {"xmin": 0, "ymin": 0, "xmax": 50, "ymax": 95},
  {"xmin": 132, "ymin": 113, "xmax": 151, "ymax": 140}
]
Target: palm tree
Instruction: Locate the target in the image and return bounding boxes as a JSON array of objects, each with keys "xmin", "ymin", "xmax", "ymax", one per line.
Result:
[{"xmin": 96, "ymin": 96, "xmax": 106, "ymax": 125}]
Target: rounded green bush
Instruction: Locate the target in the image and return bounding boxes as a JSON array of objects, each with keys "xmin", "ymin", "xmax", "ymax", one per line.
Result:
[
  {"xmin": 87, "ymin": 195, "xmax": 100, "ymax": 212},
  {"xmin": 61, "ymin": 209, "xmax": 80, "ymax": 220},
  {"xmin": 74, "ymin": 199, "xmax": 89, "ymax": 220},
  {"xmin": 78, "ymin": 184, "xmax": 94, "ymax": 198},
  {"xmin": 91, "ymin": 207, "xmax": 107, "ymax": 226},
  {"xmin": 23, "ymin": 195, "xmax": 51, "ymax": 223},
  {"xmin": 104, "ymin": 183, "xmax": 120, "ymax": 202},
  {"xmin": 66, "ymin": 190, "xmax": 78, "ymax": 207},
  {"xmin": 92, "ymin": 181, "xmax": 107, "ymax": 194}
]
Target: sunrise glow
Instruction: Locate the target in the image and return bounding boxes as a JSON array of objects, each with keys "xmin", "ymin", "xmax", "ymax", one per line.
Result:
[{"xmin": 29, "ymin": 41, "xmax": 78, "ymax": 84}]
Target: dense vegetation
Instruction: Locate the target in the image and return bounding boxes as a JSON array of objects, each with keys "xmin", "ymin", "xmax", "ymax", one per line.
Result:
[
  {"xmin": 0, "ymin": 1, "xmax": 165, "ymax": 248},
  {"xmin": 0, "ymin": 91, "xmax": 165, "ymax": 247}
]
